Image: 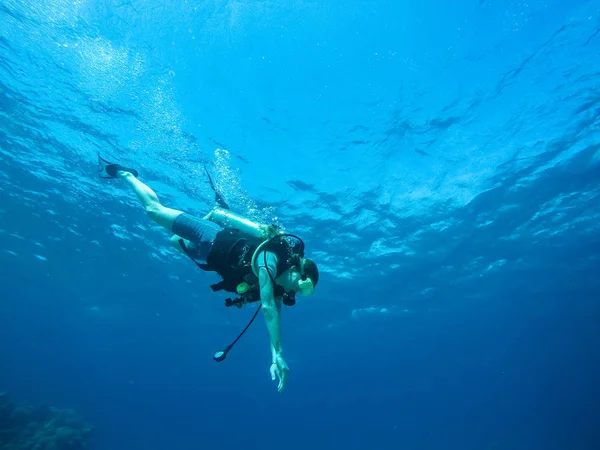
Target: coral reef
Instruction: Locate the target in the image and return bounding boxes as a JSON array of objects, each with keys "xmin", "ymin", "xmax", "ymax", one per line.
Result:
[{"xmin": 0, "ymin": 392, "xmax": 92, "ymax": 450}]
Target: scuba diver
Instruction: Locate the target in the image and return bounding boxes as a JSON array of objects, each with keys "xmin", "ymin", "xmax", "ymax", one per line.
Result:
[{"xmin": 98, "ymin": 154, "xmax": 319, "ymax": 392}]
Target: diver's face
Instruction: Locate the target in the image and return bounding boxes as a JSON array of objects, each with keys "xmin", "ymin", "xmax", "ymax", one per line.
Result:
[
  {"xmin": 287, "ymin": 268, "xmax": 302, "ymax": 287},
  {"xmin": 279, "ymin": 268, "xmax": 300, "ymax": 293},
  {"xmin": 284, "ymin": 262, "xmax": 315, "ymax": 296}
]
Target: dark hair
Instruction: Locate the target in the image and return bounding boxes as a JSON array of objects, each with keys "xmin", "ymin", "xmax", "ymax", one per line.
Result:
[{"xmin": 303, "ymin": 258, "xmax": 319, "ymax": 287}]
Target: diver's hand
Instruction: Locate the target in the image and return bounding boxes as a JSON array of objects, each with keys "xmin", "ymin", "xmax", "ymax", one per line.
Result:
[{"xmin": 270, "ymin": 353, "xmax": 289, "ymax": 392}]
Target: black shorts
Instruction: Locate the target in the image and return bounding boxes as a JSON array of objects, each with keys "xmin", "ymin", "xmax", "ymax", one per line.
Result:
[{"xmin": 172, "ymin": 213, "xmax": 222, "ymax": 261}]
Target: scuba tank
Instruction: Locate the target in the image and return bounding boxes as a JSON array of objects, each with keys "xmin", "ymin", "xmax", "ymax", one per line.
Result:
[
  {"xmin": 203, "ymin": 166, "xmax": 277, "ymax": 240},
  {"xmin": 208, "ymin": 207, "xmax": 278, "ymax": 240}
]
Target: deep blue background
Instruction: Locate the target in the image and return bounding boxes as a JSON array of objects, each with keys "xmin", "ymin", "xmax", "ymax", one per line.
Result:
[{"xmin": 2, "ymin": 0, "xmax": 600, "ymax": 449}]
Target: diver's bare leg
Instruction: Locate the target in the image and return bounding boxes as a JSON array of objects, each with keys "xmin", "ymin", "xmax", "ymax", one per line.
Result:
[{"xmin": 119, "ymin": 171, "xmax": 182, "ymax": 231}]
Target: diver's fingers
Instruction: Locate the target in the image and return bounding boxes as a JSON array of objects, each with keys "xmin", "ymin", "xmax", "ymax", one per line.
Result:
[{"xmin": 278, "ymin": 370, "xmax": 287, "ymax": 392}]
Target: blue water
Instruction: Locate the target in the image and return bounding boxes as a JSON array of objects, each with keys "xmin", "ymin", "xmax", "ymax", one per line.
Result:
[{"xmin": 1, "ymin": 0, "xmax": 600, "ymax": 449}]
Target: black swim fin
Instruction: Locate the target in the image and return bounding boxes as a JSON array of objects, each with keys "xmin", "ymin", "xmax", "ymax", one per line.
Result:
[
  {"xmin": 203, "ymin": 165, "xmax": 230, "ymax": 210},
  {"xmin": 98, "ymin": 153, "xmax": 139, "ymax": 178}
]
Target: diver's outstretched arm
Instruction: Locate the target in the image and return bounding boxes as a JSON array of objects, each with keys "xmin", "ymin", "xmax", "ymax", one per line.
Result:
[{"xmin": 259, "ymin": 266, "xmax": 289, "ymax": 393}]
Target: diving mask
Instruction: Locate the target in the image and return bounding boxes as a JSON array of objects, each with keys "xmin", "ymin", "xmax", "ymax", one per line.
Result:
[{"xmin": 298, "ymin": 277, "xmax": 314, "ymax": 296}]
